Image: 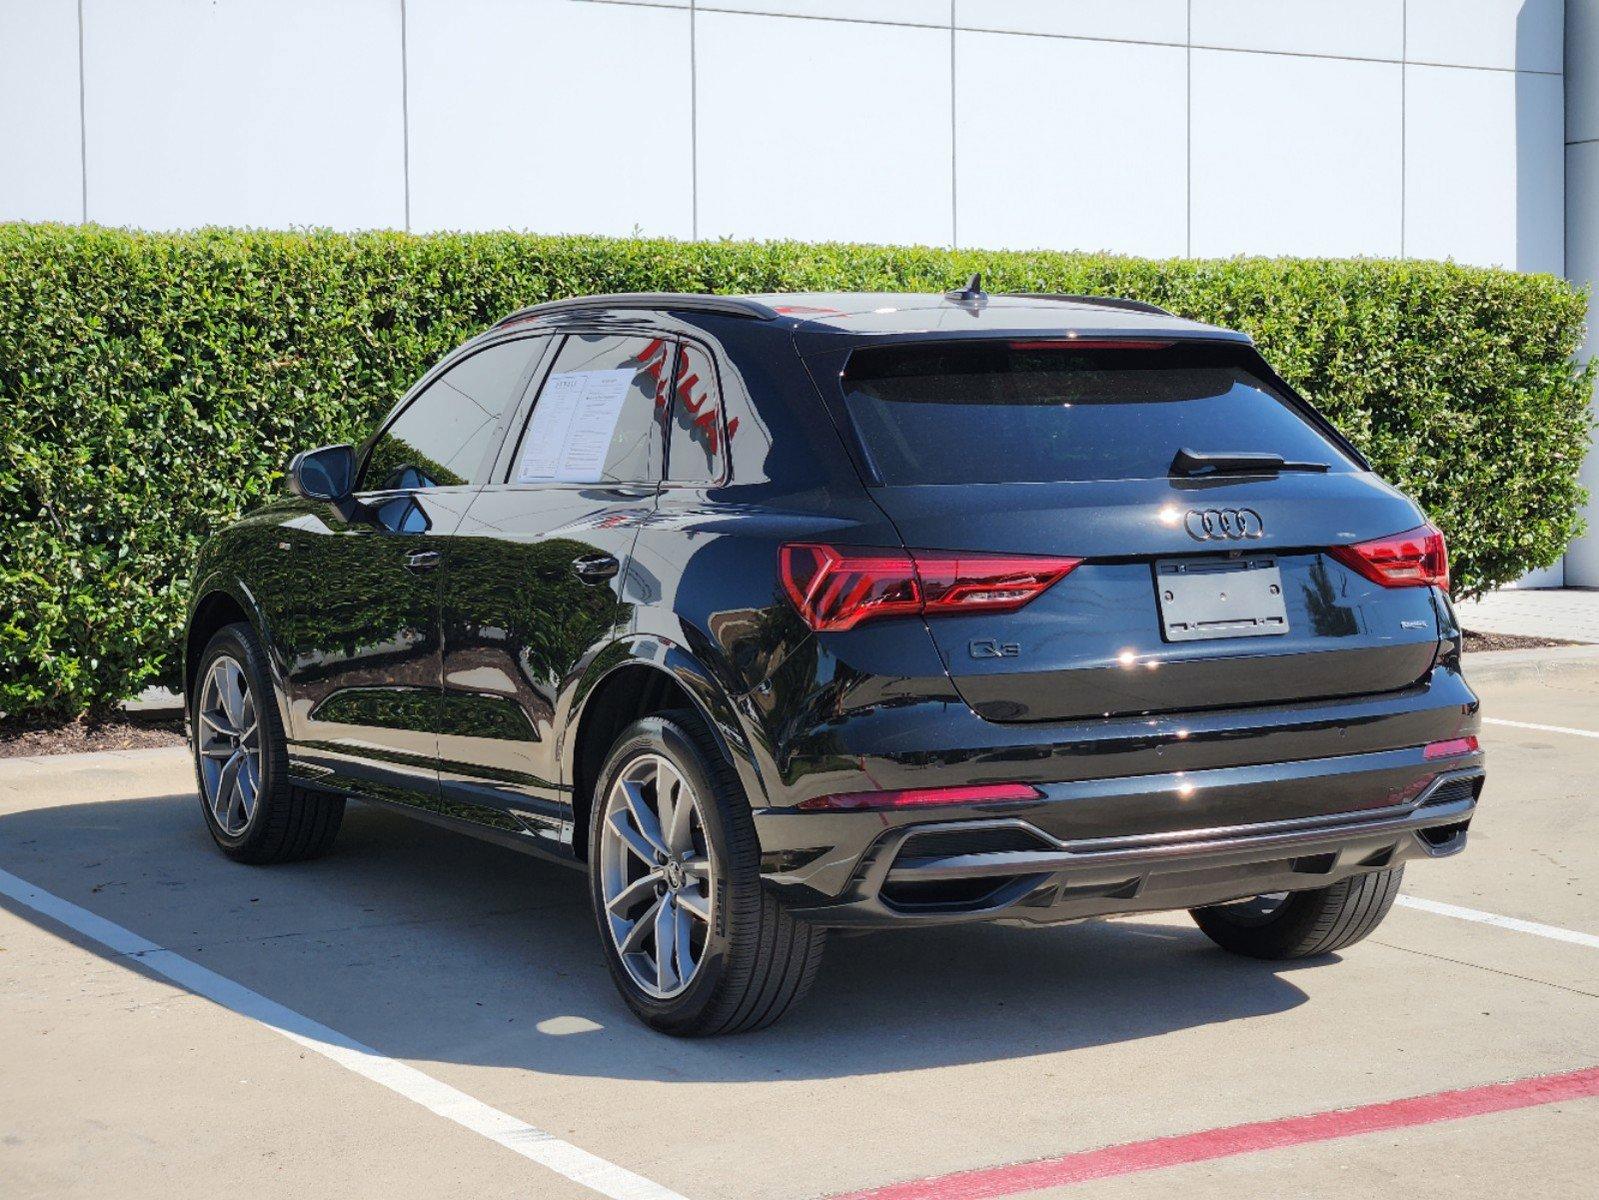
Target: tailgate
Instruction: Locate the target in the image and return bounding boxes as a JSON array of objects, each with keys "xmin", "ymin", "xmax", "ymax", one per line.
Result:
[{"xmin": 870, "ymin": 475, "xmax": 1443, "ymax": 722}]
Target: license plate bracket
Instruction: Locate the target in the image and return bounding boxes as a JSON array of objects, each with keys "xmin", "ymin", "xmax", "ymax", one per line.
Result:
[{"xmin": 1155, "ymin": 556, "xmax": 1289, "ymax": 642}]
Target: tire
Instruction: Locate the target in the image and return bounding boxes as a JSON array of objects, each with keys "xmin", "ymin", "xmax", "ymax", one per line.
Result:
[
  {"xmin": 1190, "ymin": 866, "xmax": 1404, "ymax": 960},
  {"xmin": 587, "ymin": 710, "xmax": 825, "ymax": 1036},
  {"xmin": 191, "ymin": 622, "xmax": 344, "ymax": 865}
]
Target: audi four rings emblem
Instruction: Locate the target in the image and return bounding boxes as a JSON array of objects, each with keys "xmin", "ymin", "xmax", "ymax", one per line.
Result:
[{"xmin": 1184, "ymin": 507, "xmax": 1265, "ymax": 540}]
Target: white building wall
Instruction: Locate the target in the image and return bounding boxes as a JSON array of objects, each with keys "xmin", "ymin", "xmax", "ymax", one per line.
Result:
[
  {"xmin": 0, "ymin": 0, "xmax": 1566, "ymax": 265},
  {"xmin": 78, "ymin": 0, "xmax": 407, "ymax": 232},
  {"xmin": 0, "ymin": 0, "xmax": 82, "ymax": 222},
  {"xmin": 0, "ymin": 0, "xmax": 1585, "ymax": 578}
]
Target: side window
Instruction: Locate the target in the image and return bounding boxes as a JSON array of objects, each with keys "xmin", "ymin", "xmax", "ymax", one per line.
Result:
[
  {"xmin": 509, "ymin": 334, "xmax": 669, "ymax": 485},
  {"xmin": 667, "ymin": 342, "xmax": 730, "ymax": 484},
  {"xmin": 361, "ymin": 339, "xmax": 537, "ymax": 491}
]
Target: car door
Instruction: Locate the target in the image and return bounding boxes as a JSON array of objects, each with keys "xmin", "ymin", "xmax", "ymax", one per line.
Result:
[
  {"xmin": 435, "ymin": 330, "xmax": 670, "ymax": 851},
  {"xmin": 272, "ymin": 336, "xmax": 544, "ymax": 808}
]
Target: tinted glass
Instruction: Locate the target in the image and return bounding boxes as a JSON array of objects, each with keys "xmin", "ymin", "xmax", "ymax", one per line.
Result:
[
  {"xmin": 667, "ymin": 342, "xmax": 728, "ymax": 484},
  {"xmin": 363, "ymin": 340, "xmax": 536, "ymax": 490},
  {"xmin": 842, "ymin": 342, "xmax": 1354, "ymax": 485},
  {"xmin": 509, "ymin": 334, "xmax": 667, "ymax": 485}
]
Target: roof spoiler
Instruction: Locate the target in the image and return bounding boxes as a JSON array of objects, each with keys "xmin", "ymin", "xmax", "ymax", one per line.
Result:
[
  {"xmin": 494, "ymin": 292, "xmax": 780, "ymax": 328},
  {"xmin": 1000, "ymin": 292, "xmax": 1175, "ymax": 317}
]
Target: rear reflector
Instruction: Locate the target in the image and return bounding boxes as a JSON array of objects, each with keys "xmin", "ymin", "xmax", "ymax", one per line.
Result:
[
  {"xmin": 779, "ymin": 543, "xmax": 1081, "ymax": 632},
  {"xmin": 1423, "ymin": 735, "xmax": 1480, "ymax": 760},
  {"xmin": 797, "ymin": 782, "xmax": 1044, "ymax": 812},
  {"xmin": 1329, "ymin": 524, "xmax": 1449, "ymax": 590}
]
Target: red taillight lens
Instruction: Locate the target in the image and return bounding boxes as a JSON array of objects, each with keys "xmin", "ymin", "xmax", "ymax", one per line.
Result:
[
  {"xmin": 779, "ymin": 543, "xmax": 1082, "ymax": 632},
  {"xmin": 778, "ymin": 544, "xmax": 923, "ymax": 631},
  {"xmin": 797, "ymin": 782, "xmax": 1043, "ymax": 812},
  {"xmin": 916, "ymin": 553, "xmax": 1084, "ymax": 614},
  {"xmin": 1329, "ymin": 524, "xmax": 1449, "ymax": 590},
  {"xmin": 1423, "ymin": 735, "xmax": 1480, "ymax": 760}
]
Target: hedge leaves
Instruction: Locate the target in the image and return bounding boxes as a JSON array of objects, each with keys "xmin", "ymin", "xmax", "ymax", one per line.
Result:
[{"xmin": 0, "ymin": 223, "xmax": 1591, "ymax": 719}]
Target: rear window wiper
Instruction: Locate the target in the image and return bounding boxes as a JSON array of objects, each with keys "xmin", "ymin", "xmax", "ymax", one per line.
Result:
[{"xmin": 1170, "ymin": 447, "xmax": 1331, "ymax": 477}]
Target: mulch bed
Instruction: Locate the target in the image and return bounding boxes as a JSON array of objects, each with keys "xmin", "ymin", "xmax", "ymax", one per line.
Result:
[
  {"xmin": 1461, "ymin": 628, "xmax": 1581, "ymax": 653},
  {"xmin": 0, "ymin": 713, "xmax": 186, "ymax": 759}
]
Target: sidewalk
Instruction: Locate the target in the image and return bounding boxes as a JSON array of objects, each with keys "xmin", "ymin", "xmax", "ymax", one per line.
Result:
[{"xmin": 1456, "ymin": 588, "xmax": 1599, "ymax": 645}]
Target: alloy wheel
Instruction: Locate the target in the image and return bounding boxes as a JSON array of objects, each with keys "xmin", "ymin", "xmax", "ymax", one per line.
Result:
[
  {"xmin": 598, "ymin": 753, "xmax": 714, "ymax": 999},
  {"xmin": 196, "ymin": 655, "xmax": 262, "ymax": 837}
]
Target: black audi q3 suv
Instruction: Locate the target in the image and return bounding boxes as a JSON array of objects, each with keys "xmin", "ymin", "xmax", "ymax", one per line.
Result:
[{"xmin": 184, "ymin": 282, "xmax": 1483, "ymax": 1035}]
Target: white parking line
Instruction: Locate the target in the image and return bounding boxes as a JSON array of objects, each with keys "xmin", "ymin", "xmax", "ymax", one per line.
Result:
[
  {"xmin": 1483, "ymin": 716, "xmax": 1599, "ymax": 740},
  {"xmin": 1396, "ymin": 895, "xmax": 1599, "ymax": 951},
  {"xmin": 0, "ymin": 867, "xmax": 688, "ymax": 1200}
]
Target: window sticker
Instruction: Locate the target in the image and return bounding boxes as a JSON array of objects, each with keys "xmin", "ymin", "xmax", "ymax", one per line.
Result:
[{"xmin": 516, "ymin": 368, "xmax": 635, "ymax": 483}]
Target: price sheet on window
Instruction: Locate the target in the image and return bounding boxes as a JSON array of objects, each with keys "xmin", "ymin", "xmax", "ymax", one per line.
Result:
[{"xmin": 515, "ymin": 368, "xmax": 635, "ymax": 483}]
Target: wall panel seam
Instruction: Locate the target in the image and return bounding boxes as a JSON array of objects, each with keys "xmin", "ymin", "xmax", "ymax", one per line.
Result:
[
  {"xmin": 690, "ymin": 0, "xmax": 699, "ymax": 239},
  {"xmin": 77, "ymin": 0, "xmax": 87, "ymax": 222},
  {"xmin": 949, "ymin": 0, "xmax": 956, "ymax": 248},
  {"xmin": 400, "ymin": 0, "xmax": 411, "ymax": 232}
]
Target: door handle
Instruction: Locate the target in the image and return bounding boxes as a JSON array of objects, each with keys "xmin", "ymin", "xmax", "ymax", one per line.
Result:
[
  {"xmin": 405, "ymin": 549, "xmax": 442, "ymax": 573},
  {"xmin": 572, "ymin": 553, "xmax": 620, "ymax": 584}
]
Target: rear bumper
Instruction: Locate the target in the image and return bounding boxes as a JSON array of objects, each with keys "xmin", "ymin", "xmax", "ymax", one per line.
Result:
[{"xmin": 759, "ymin": 755, "xmax": 1483, "ymax": 928}]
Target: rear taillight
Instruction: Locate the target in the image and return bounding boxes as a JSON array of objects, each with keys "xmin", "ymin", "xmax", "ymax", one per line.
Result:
[
  {"xmin": 797, "ymin": 782, "xmax": 1043, "ymax": 812},
  {"xmin": 1424, "ymin": 735, "xmax": 1479, "ymax": 760},
  {"xmin": 1329, "ymin": 524, "xmax": 1449, "ymax": 590},
  {"xmin": 779, "ymin": 543, "xmax": 1081, "ymax": 632},
  {"xmin": 778, "ymin": 545, "xmax": 922, "ymax": 631}
]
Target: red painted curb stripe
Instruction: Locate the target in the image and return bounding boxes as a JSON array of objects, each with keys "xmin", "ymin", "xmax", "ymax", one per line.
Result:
[{"xmin": 830, "ymin": 1065, "xmax": 1599, "ymax": 1200}]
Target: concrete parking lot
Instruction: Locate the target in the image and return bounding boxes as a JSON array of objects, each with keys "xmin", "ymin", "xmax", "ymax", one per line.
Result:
[{"xmin": 4, "ymin": 655, "xmax": 1597, "ymax": 1200}]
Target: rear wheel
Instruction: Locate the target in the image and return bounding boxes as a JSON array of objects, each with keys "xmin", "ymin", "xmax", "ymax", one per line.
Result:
[
  {"xmin": 588, "ymin": 710, "xmax": 824, "ymax": 1036},
  {"xmin": 192, "ymin": 622, "xmax": 344, "ymax": 864},
  {"xmin": 1189, "ymin": 866, "xmax": 1404, "ymax": 959}
]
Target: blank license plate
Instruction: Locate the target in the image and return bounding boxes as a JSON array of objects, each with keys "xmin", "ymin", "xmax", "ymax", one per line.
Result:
[{"xmin": 1155, "ymin": 557, "xmax": 1289, "ymax": 642}]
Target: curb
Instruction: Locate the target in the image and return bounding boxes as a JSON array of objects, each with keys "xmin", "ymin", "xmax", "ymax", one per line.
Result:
[
  {"xmin": 122, "ymin": 686, "xmax": 183, "ymax": 715},
  {"xmin": 1462, "ymin": 643, "xmax": 1599, "ymax": 684}
]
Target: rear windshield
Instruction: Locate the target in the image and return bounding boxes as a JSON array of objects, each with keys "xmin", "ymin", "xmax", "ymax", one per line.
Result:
[{"xmin": 840, "ymin": 341, "xmax": 1355, "ymax": 485}]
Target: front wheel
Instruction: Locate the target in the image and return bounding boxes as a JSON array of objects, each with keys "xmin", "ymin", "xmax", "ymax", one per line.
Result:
[
  {"xmin": 1190, "ymin": 866, "xmax": 1404, "ymax": 959},
  {"xmin": 191, "ymin": 622, "xmax": 344, "ymax": 864},
  {"xmin": 588, "ymin": 711, "xmax": 824, "ymax": 1036}
]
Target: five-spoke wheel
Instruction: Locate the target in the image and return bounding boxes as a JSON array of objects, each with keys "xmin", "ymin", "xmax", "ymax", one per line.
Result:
[
  {"xmin": 587, "ymin": 712, "xmax": 825, "ymax": 1035},
  {"xmin": 598, "ymin": 752, "xmax": 714, "ymax": 999},
  {"xmin": 196, "ymin": 654, "xmax": 262, "ymax": 837},
  {"xmin": 191, "ymin": 621, "xmax": 344, "ymax": 863}
]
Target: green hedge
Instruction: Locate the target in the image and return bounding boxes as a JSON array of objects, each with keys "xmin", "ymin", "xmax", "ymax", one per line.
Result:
[{"xmin": 0, "ymin": 223, "xmax": 1592, "ymax": 720}]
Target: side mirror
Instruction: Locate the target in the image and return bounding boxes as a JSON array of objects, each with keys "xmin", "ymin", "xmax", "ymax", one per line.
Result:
[{"xmin": 288, "ymin": 444, "xmax": 356, "ymax": 503}]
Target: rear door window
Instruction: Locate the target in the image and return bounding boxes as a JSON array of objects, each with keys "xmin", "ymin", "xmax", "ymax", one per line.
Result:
[
  {"xmin": 840, "ymin": 341, "xmax": 1355, "ymax": 485},
  {"xmin": 667, "ymin": 341, "xmax": 730, "ymax": 484},
  {"xmin": 509, "ymin": 334, "xmax": 669, "ymax": 485},
  {"xmin": 362, "ymin": 339, "xmax": 538, "ymax": 491}
]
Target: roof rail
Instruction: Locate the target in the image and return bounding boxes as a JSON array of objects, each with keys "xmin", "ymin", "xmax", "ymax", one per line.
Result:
[
  {"xmin": 1000, "ymin": 292, "xmax": 1175, "ymax": 317},
  {"xmin": 494, "ymin": 292, "xmax": 780, "ymax": 328}
]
